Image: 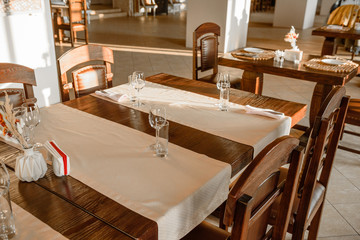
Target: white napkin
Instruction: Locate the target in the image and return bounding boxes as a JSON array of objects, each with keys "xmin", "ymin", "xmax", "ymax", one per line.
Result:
[
  {"xmin": 244, "ymin": 105, "xmax": 285, "ymax": 120},
  {"xmin": 95, "ymin": 90, "xmax": 129, "ymax": 102},
  {"xmin": 15, "ymin": 148, "xmax": 47, "ymax": 182},
  {"xmin": 326, "ymin": 25, "xmax": 343, "ymax": 30},
  {"xmin": 44, "ymin": 140, "xmax": 70, "ymax": 177}
]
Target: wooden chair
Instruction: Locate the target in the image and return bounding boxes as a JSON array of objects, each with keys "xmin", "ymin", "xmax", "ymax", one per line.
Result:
[
  {"xmin": 338, "ymin": 98, "xmax": 360, "ymax": 154},
  {"xmin": 193, "ymin": 22, "xmax": 242, "ymax": 89},
  {"xmin": 57, "ymin": 44, "xmax": 114, "ymax": 102},
  {"xmin": 57, "ymin": 0, "xmax": 89, "ymax": 47},
  {"xmin": 141, "ymin": 0, "xmax": 157, "ymax": 16},
  {"xmin": 182, "ymin": 136, "xmax": 303, "ymax": 240},
  {"xmin": 0, "ymin": 63, "xmax": 37, "ymax": 107},
  {"xmin": 271, "ymin": 86, "xmax": 350, "ymax": 240}
]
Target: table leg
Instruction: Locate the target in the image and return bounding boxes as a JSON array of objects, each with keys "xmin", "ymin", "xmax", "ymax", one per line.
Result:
[
  {"xmin": 241, "ymin": 71, "xmax": 263, "ymax": 95},
  {"xmin": 321, "ymin": 37, "xmax": 336, "ymax": 56},
  {"xmin": 309, "ymin": 83, "xmax": 333, "ymax": 127}
]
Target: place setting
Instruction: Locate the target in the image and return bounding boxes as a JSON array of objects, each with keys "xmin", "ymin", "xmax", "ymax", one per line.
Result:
[
  {"xmin": 304, "ymin": 55, "xmax": 359, "ymax": 73},
  {"xmin": 231, "ymin": 47, "xmax": 275, "ymax": 61}
]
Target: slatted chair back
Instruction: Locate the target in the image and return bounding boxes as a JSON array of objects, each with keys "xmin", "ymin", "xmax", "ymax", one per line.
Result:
[
  {"xmin": 0, "ymin": 63, "xmax": 37, "ymax": 107},
  {"xmin": 327, "ymin": 4, "xmax": 360, "ymax": 28},
  {"xmin": 293, "ymin": 86, "xmax": 349, "ymax": 240},
  {"xmin": 192, "ymin": 22, "xmax": 220, "ymax": 80},
  {"xmin": 223, "ymin": 136, "xmax": 302, "ymax": 240},
  {"xmin": 57, "ymin": 44, "xmax": 114, "ymax": 102}
]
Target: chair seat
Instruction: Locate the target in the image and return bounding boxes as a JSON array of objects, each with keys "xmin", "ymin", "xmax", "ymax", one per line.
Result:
[
  {"xmin": 345, "ymin": 98, "xmax": 360, "ymax": 125},
  {"xmin": 198, "ymin": 74, "xmax": 242, "ymax": 89},
  {"xmin": 58, "ymin": 23, "xmax": 86, "ymax": 31},
  {"xmin": 181, "ymin": 221, "xmax": 230, "ymax": 240},
  {"xmin": 270, "ymin": 180, "xmax": 325, "ymax": 232}
]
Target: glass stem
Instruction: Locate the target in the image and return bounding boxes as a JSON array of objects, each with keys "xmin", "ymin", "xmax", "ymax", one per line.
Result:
[
  {"xmin": 155, "ymin": 128, "xmax": 160, "ymax": 148},
  {"xmin": 137, "ymin": 89, "xmax": 140, "ymax": 106}
]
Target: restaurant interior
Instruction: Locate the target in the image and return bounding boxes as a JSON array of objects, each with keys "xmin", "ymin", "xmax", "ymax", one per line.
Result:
[{"xmin": 0, "ymin": 0, "xmax": 360, "ymax": 239}]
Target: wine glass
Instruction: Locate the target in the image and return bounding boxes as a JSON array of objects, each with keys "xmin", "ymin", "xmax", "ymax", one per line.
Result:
[
  {"xmin": 148, "ymin": 106, "xmax": 166, "ymax": 151},
  {"xmin": 21, "ymin": 102, "xmax": 41, "ymax": 147},
  {"xmin": 131, "ymin": 71, "xmax": 146, "ymax": 107}
]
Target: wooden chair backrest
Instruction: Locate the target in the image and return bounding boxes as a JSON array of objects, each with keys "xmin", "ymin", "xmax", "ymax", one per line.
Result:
[
  {"xmin": 192, "ymin": 22, "xmax": 220, "ymax": 80},
  {"xmin": 0, "ymin": 63, "xmax": 37, "ymax": 107},
  {"xmin": 327, "ymin": 4, "xmax": 360, "ymax": 28},
  {"xmin": 223, "ymin": 136, "xmax": 302, "ymax": 240},
  {"xmin": 294, "ymin": 86, "xmax": 349, "ymax": 238},
  {"xmin": 57, "ymin": 44, "xmax": 114, "ymax": 101},
  {"xmin": 69, "ymin": 0, "xmax": 87, "ymax": 24}
]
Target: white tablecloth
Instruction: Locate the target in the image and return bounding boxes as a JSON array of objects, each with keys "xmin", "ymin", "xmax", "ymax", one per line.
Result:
[
  {"xmin": 12, "ymin": 202, "xmax": 67, "ymax": 240},
  {"xmin": 93, "ymin": 81, "xmax": 292, "ymax": 157},
  {"xmin": 35, "ymin": 104, "xmax": 231, "ymax": 240}
]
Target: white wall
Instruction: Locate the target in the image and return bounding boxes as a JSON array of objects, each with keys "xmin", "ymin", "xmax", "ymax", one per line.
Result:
[
  {"xmin": 0, "ymin": 0, "xmax": 60, "ymax": 107},
  {"xmin": 186, "ymin": 0, "xmax": 250, "ymax": 53},
  {"xmin": 273, "ymin": 0, "xmax": 318, "ymax": 29},
  {"xmin": 320, "ymin": 0, "xmax": 337, "ymax": 15},
  {"xmin": 224, "ymin": 0, "xmax": 250, "ymax": 52},
  {"xmin": 186, "ymin": 0, "xmax": 227, "ymax": 51}
]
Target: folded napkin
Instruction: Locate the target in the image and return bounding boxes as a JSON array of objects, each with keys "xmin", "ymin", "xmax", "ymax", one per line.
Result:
[
  {"xmin": 95, "ymin": 90, "xmax": 129, "ymax": 102},
  {"xmin": 244, "ymin": 105, "xmax": 285, "ymax": 120},
  {"xmin": 44, "ymin": 140, "xmax": 70, "ymax": 177}
]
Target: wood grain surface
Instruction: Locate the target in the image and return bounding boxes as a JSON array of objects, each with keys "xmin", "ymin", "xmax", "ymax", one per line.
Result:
[{"xmin": 219, "ymin": 54, "xmax": 357, "ymax": 86}]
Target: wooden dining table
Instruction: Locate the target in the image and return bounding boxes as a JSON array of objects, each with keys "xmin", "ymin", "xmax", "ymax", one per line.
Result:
[
  {"xmin": 219, "ymin": 52, "xmax": 358, "ymax": 127},
  {"xmin": 0, "ymin": 73, "xmax": 307, "ymax": 239},
  {"xmin": 312, "ymin": 26, "xmax": 360, "ymax": 57}
]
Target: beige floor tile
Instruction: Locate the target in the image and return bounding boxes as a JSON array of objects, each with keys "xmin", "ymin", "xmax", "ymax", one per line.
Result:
[
  {"xmin": 326, "ymin": 176, "xmax": 360, "ymax": 205},
  {"xmin": 318, "ymin": 236, "xmax": 360, "ymax": 240},
  {"xmin": 334, "ymin": 203, "xmax": 360, "ymax": 234},
  {"xmin": 317, "ymin": 204, "xmax": 357, "ymax": 237}
]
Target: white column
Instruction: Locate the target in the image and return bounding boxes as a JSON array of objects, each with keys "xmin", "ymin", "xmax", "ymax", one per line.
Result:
[
  {"xmin": 0, "ymin": 0, "xmax": 60, "ymax": 107},
  {"xmin": 186, "ymin": 0, "xmax": 251, "ymax": 53},
  {"xmin": 273, "ymin": 0, "xmax": 318, "ymax": 29}
]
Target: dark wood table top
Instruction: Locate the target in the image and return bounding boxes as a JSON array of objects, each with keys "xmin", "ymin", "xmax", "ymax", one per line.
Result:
[
  {"xmin": 312, "ymin": 26, "xmax": 360, "ymax": 40},
  {"xmin": 219, "ymin": 53, "xmax": 358, "ymax": 86},
  {"xmin": 0, "ymin": 73, "xmax": 307, "ymax": 240}
]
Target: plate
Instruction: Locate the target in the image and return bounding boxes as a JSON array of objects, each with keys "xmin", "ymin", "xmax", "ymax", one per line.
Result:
[
  {"xmin": 243, "ymin": 47, "xmax": 264, "ymax": 53},
  {"xmin": 321, "ymin": 59, "xmax": 346, "ymax": 65}
]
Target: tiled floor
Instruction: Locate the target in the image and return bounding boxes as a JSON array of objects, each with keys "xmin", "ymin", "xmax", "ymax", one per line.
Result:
[{"xmin": 55, "ymin": 11, "xmax": 360, "ymax": 239}]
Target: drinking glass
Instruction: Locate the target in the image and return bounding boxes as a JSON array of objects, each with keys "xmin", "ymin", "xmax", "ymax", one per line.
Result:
[
  {"xmin": 131, "ymin": 71, "xmax": 146, "ymax": 107},
  {"xmin": 216, "ymin": 73, "xmax": 230, "ymax": 111},
  {"xmin": 148, "ymin": 106, "xmax": 166, "ymax": 151},
  {"xmin": 0, "ymin": 159, "xmax": 16, "ymax": 239},
  {"xmin": 21, "ymin": 102, "xmax": 41, "ymax": 146}
]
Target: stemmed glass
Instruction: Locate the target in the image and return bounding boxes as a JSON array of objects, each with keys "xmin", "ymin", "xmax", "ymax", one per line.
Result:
[
  {"xmin": 21, "ymin": 102, "xmax": 41, "ymax": 147},
  {"xmin": 148, "ymin": 106, "xmax": 166, "ymax": 151},
  {"xmin": 131, "ymin": 71, "xmax": 146, "ymax": 107}
]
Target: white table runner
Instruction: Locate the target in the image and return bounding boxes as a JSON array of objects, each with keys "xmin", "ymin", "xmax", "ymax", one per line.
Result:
[
  {"xmin": 35, "ymin": 104, "xmax": 231, "ymax": 240},
  {"xmin": 12, "ymin": 202, "xmax": 67, "ymax": 240},
  {"xmin": 92, "ymin": 81, "xmax": 292, "ymax": 157}
]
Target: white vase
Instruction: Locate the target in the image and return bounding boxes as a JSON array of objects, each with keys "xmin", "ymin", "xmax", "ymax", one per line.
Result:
[{"xmin": 15, "ymin": 147, "xmax": 47, "ymax": 182}]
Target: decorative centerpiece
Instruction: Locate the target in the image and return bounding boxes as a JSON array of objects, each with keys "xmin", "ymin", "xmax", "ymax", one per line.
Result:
[
  {"xmin": 0, "ymin": 94, "xmax": 47, "ymax": 182},
  {"xmin": 283, "ymin": 26, "xmax": 303, "ymax": 63}
]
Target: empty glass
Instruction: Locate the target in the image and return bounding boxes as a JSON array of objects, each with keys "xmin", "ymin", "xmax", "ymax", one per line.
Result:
[
  {"xmin": 131, "ymin": 71, "xmax": 146, "ymax": 107},
  {"xmin": 21, "ymin": 102, "xmax": 41, "ymax": 147},
  {"xmin": 216, "ymin": 73, "xmax": 230, "ymax": 111},
  {"xmin": 0, "ymin": 159, "xmax": 15, "ymax": 239},
  {"xmin": 149, "ymin": 106, "xmax": 166, "ymax": 151}
]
